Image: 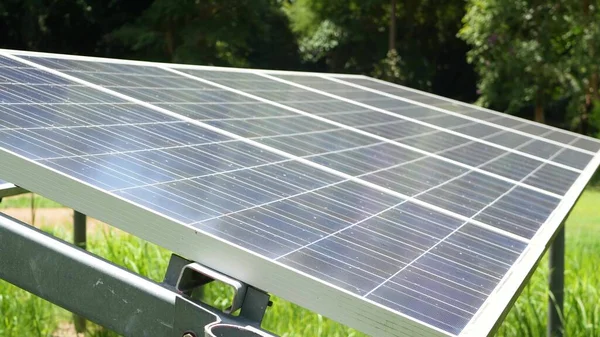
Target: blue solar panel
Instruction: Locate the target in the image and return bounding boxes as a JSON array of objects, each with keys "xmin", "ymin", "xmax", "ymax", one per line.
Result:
[{"xmin": 0, "ymin": 50, "xmax": 599, "ymax": 337}]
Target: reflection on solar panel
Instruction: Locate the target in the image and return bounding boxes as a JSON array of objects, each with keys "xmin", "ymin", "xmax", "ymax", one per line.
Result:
[{"xmin": 0, "ymin": 49, "xmax": 599, "ymax": 337}]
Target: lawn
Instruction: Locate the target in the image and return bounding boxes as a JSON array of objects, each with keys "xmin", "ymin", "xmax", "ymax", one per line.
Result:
[{"xmin": 0, "ymin": 190, "xmax": 599, "ymax": 337}]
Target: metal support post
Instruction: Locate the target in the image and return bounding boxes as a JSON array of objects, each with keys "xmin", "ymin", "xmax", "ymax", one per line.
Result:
[
  {"xmin": 73, "ymin": 211, "xmax": 87, "ymax": 333},
  {"xmin": 0, "ymin": 212, "xmax": 277, "ymax": 337},
  {"xmin": 548, "ymin": 225, "xmax": 565, "ymax": 337}
]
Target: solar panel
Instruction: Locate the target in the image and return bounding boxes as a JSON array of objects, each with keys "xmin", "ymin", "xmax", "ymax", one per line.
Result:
[{"xmin": 0, "ymin": 49, "xmax": 599, "ymax": 337}]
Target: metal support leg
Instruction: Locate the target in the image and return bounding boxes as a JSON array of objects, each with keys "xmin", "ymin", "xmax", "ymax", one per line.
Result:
[
  {"xmin": 73, "ymin": 211, "xmax": 87, "ymax": 333},
  {"xmin": 74, "ymin": 211, "xmax": 87, "ymax": 249},
  {"xmin": 548, "ymin": 226, "xmax": 565, "ymax": 337}
]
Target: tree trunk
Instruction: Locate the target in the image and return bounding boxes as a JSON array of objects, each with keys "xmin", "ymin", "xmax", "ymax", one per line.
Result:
[
  {"xmin": 592, "ymin": 72, "xmax": 599, "ymax": 100},
  {"xmin": 166, "ymin": 22, "xmax": 175, "ymax": 62},
  {"xmin": 581, "ymin": 0, "xmax": 596, "ymax": 134},
  {"xmin": 535, "ymin": 91, "xmax": 545, "ymax": 123},
  {"xmin": 389, "ymin": 0, "xmax": 396, "ymax": 52}
]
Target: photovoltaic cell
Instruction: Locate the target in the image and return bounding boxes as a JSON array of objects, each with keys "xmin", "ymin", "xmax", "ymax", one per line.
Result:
[
  {"xmin": 0, "ymin": 50, "xmax": 598, "ymax": 337},
  {"xmin": 336, "ymin": 76, "xmax": 600, "ymax": 154},
  {"xmin": 271, "ymin": 74, "xmax": 592, "ymax": 172}
]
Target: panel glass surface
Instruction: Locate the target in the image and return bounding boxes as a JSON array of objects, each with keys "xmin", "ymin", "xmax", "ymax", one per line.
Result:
[
  {"xmin": 272, "ymin": 74, "xmax": 592, "ymax": 172},
  {"xmin": 175, "ymin": 70, "xmax": 582, "ymax": 196},
  {"xmin": 0, "ymin": 53, "xmax": 598, "ymax": 337},
  {"xmin": 0, "ymin": 59, "xmax": 521, "ymax": 336},
  {"xmin": 19, "ymin": 57, "xmax": 569, "ymax": 239},
  {"xmin": 337, "ymin": 76, "xmax": 600, "ymax": 153}
]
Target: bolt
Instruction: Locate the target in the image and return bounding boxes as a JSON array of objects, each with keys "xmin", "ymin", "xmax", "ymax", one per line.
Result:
[{"xmin": 182, "ymin": 332, "xmax": 196, "ymax": 337}]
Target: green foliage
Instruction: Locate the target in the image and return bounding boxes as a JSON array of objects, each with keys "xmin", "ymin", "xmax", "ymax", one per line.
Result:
[
  {"xmin": 0, "ymin": 282, "xmax": 59, "ymax": 337},
  {"xmin": 460, "ymin": 0, "xmax": 600, "ymax": 132},
  {"xmin": 460, "ymin": 1, "xmax": 571, "ymax": 114},
  {"xmin": 0, "ymin": 194, "xmax": 62, "ymax": 209},
  {"xmin": 372, "ymin": 49, "xmax": 405, "ymax": 83},
  {"xmin": 110, "ymin": 0, "xmax": 301, "ymax": 69},
  {"xmin": 590, "ymin": 99, "xmax": 600, "ymax": 137},
  {"xmin": 285, "ymin": 0, "xmax": 477, "ymax": 100},
  {"xmin": 0, "ymin": 0, "xmax": 151, "ymax": 55}
]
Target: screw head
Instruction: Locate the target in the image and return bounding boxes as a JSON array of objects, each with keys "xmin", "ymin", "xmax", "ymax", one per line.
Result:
[{"xmin": 182, "ymin": 332, "xmax": 196, "ymax": 337}]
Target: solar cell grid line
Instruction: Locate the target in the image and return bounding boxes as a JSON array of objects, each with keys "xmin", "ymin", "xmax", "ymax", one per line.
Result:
[
  {"xmin": 0, "ymin": 102, "xmax": 248, "ymax": 166},
  {"xmin": 0, "ymin": 58, "xmax": 352, "ymax": 197},
  {"xmin": 0, "ymin": 56, "xmax": 454, "ymax": 236},
  {"xmin": 364, "ymin": 135, "xmax": 579, "ymax": 297},
  {"xmin": 3, "ymin": 53, "xmax": 544, "ymax": 240},
  {"xmin": 461, "ymin": 151, "xmax": 600, "ymax": 337},
  {"xmin": 15, "ymin": 56, "xmax": 448, "ymax": 132},
  {"xmin": 268, "ymin": 76, "xmax": 596, "ymax": 172},
  {"xmin": 266, "ymin": 75, "xmax": 593, "ymax": 165},
  {"xmin": 357, "ymin": 145, "xmax": 581, "ymax": 334},
  {"xmin": 25, "ymin": 59, "xmax": 576, "ymax": 240},
  {"xmin": 0, "ymin": 62, "xmax": 528, "ymax": 336},
  {"xmin": 265, "ymin": 125, "xmax": 557, "ymax": 288},
  {"xmin": 14, "ymin": 58, "xmax": 436, "ymax": 140},
  {"xmin": 191, "ymin": 121, "xmax": 516, "ymax": 227},
  {"xmin": 348, "ymin": 75, "xmax": 600, "ymax": 152},
  {"xmin": 192, "ymin": 71, "xmax": 587, "ymax": 193},
  {"xmin": 4, "ymin": 69, "xmax": 524, "ymax": 205},
  {"xmin": 10, "ymin": 55, "xmax": 572, "ymax": 219},
  {"xmin": 4, "ymin": 53, "xmax": 537, "ymax": 241},
  {"xmin": 275, "ymin": 126, "xmax": 547, "ymax": 262},
  {"xmin": 258, "ymin": 73, "xmax": 583, "ymax": 173},
  {"xmin": 324, "ymin": 75, "xmax": 600, "ymax": 154},
  {"xmin": 336, "ymin": 76, "xmax": 594, "ymax": 149},
  {"xmin": 0, "ymin": 54, "xmax": 576, "ymax": 239},
  {"xmin": 162, "ymin": 68, "xmax": 584, "ymax": 195},
  {"xmin": 160, "ymin": 67, "xmax": 564, "ymax": 199},
  {"xmin": 108, "ymin": 117, "xmax": 488, "ymax": 194}
]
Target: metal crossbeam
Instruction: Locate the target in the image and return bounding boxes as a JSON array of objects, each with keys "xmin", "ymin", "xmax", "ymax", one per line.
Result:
[{"xmin": 0, "ymin": 212, "xmax": 277, "ymax": 337}]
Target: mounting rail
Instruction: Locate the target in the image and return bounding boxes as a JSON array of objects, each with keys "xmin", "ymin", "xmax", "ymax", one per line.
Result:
[{"xmin": 0, "ymin": 212, "xmax": 278, "ymax": 337}]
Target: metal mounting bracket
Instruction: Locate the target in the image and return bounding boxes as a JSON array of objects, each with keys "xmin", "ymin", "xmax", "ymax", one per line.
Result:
[
  {"xmin": 163, "ymin": 254, "xmax": 273, "ymax": 330},
  {"xmin": 177, "ymin": 262, "xmax": 247, "ymax": 315}
]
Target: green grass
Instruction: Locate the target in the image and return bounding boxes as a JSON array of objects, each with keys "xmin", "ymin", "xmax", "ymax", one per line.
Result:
[
  {"xmin": 0, "ymin": 190, "xmax": 599, "ymax": 336},
  {"xmin": 0, "ymin": 194, "xmax": 63, "ymax": 209}
]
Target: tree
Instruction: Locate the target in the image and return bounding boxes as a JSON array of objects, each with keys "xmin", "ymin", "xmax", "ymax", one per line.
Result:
[
  {"xmin": 459, "ymin": 0, "xmax": 577, "ymax": 123},
  {"xmin": 562, "ymin": 0, "xmax": 600, "ymax": 134},
  {"xmin": 110, "ymin": 0, "xmax": 301, "ymax": 69},
  {"xmin": 460, "ymin": 0, "xmax": 600, "ymax": 133},
  {"xmin": 286, "ymin": 0, "xmax": 477, "ymax": 101},
  {"xmin": 0, "ymin": 0, "xmax": 151, "ymax": 57}
]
